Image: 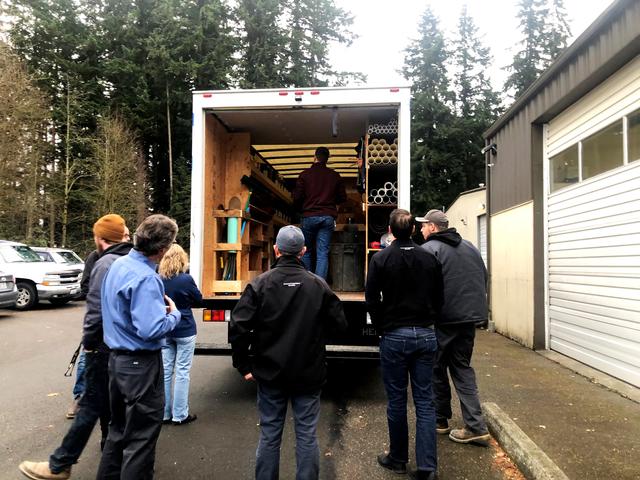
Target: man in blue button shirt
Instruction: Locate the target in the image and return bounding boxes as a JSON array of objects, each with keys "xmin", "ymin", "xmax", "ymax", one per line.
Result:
[{"xmin": 97, "ymin": 214, "xmax": 181, "ymax": 480}]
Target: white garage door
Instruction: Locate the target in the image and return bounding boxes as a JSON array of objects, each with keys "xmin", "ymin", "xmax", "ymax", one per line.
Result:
[
  {"xmin": 547, "ymin": 163, "xmax": 640, "ymax": 387},
  {"xmin": 546, "ymin": 56, "xmax": 640, "ymax": 387}
]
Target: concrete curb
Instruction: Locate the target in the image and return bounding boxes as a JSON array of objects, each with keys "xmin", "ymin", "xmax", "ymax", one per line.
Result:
[{"xmin": 482, "ymin": 402, "xmax": 570, "ymax": 480}]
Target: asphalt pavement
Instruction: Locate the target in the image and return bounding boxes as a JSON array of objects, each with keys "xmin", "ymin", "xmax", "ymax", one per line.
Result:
[{"xmin": 1, "ymin": 303, "xmax": 523, "ymax": 480}]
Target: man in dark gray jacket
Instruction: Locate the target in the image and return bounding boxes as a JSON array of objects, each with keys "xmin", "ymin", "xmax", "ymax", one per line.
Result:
[
  {"xmin": 418, "ymin": 209, "xmax": 490, "ymax": 446},
  {"xmin": 19, "ymin": 214, "xmax": 132, "ymax": 480}
]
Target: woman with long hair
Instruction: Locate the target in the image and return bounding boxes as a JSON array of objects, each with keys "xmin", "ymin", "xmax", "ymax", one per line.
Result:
[{"xmin": 158, "ymin": 243, "xmax": 202, "ymax": 425}]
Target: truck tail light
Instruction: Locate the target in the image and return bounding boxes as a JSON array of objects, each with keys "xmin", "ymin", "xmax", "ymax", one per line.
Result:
[
  {"xmin": 203, "ymin": 309, "xmax": 230, "ymax": 322},
  {"xmin": 390, "ymin": 87, "xmax": 400, "ymax": 92}
]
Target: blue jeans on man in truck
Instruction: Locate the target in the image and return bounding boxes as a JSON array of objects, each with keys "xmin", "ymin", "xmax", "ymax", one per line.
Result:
[
  {"xmin": 301, "ymin": 215, "xmax": 335, "ymax": 279},
  {"xmin": 380, "ymin": 326, "xmax": 438, "ymax": 473}
]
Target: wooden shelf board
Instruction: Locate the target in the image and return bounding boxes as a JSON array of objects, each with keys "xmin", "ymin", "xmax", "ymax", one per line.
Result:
[
  {"xmin": 212, "ymin": 209, "xmax": 251, "ymax": 219},
  {"xmin": 211, "ymin": 243, "xmax": 245, "ymax": 251},
  {"xmin": 250, "ymin": 166, "xmax": 293, "ymax": 205}
]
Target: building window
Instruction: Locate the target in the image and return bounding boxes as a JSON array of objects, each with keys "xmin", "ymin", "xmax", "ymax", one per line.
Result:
[
  {"xmin": 581, "ymin": 120, "xmax": 624, "ymax": 180},
  {"xmin": 550, "ymin": 144, "xmax": 579, "ymax": 192},
  {"xmin": 629, "ymin": 109, "xmax": 640, "ymax": 163}
]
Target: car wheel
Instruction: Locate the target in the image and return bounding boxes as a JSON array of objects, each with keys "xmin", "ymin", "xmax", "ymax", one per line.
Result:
[
  {"xmin": 15, "ymin": 282, "xmax": 37, "ymax": 310},
  {"xmin": 49, "ymin": 298, "xmax": 71, "ymax": 306}
]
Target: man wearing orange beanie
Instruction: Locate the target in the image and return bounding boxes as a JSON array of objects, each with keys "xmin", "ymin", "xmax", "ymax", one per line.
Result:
[{"xmin": 20, "ymin": 214, "xmax": 132, "ymax": 480}]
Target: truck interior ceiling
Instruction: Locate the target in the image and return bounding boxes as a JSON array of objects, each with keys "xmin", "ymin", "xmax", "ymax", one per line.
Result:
[{"xmin": 202, "ymin": 105, "xmax": 399, "ymax": 300}]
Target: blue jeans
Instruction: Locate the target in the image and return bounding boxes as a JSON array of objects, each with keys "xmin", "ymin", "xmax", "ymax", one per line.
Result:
[
  {"xmin": 255, "ymin": 383, "xmax": 321, "ymax": 480},
  {"xmin": 162, "ymin": 335, "xmax": 196, "ymax": 422},
  {"xmin": 50, "ymin": 351, "xmax": 110, "ymax": 473},
  {"xmin": 72, "ymin": 349, "xmax": 86, "ymax": 399},
  {"xmin": 380, "ymin": 327, "xmax": 438, "ymax": 472},
  {"xmin": 301, "ymin": 215, "xmax": 335, "ymax": 279}
]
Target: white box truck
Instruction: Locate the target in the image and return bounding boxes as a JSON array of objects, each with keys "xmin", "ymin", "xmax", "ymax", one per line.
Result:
[{"xmin": 190, "ymin": 86, "xmax": 411, "ymax": 358}]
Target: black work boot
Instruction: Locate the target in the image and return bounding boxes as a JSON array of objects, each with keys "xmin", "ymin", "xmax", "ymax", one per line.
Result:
[
  {"xmin": 377, "ymin": 453, "xmax": 407, "ymax": 474},
  {"xmin": 410, "ymin": 470, "xmax": 437, "ymax": 480}
]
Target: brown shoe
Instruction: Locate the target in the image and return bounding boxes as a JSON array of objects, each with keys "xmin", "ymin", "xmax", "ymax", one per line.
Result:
[
  {"xmin": 436, "ymin": 419, "xmax": 451, "ymax": 434},
  {"xmin": 18, "ymin": 461, "xmax": 70, "ymax": 480},
  {"xmin": 65, "ymin": 398, "xmax": 80, "ymax": 419},
  {"xmin": 449, "ymin": 427, "xmax": 491, "ymax": 446}
]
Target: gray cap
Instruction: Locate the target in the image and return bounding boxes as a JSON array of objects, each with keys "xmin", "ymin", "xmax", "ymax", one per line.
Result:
[
  {"xmin": 415, "ymin": 209, "xmax": 449, "ymax": 227},
  {"xmin": 276, "ymin": 225, "xmax": 305, "ymax": 255}
]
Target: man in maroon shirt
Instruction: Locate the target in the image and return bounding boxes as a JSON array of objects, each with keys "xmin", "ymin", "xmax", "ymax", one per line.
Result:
[{"xmin": 293, "ymin": 146, "xmax": 347, "ymax": 279}]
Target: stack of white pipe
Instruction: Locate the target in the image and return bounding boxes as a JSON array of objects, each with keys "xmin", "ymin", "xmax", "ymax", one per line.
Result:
[
  {"xmin": 367, "ymin": 118, "xmax": 398, "ymax": 135},
  {"xmin": 366, "ymin": 138, "xmax": 398, "ymax": 165},
  {"xmin": 368, "ymin": 181, "xmax": 398, "ymax": 205}
]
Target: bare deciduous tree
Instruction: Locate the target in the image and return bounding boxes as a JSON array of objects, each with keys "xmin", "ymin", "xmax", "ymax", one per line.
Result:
[
  {"xmin": 0, "ymin": 42, "xmax": 50, "ymax": 243},
  {"xmin": 89, "ymin": 115, "xmax": 148, "ymax": 228}
]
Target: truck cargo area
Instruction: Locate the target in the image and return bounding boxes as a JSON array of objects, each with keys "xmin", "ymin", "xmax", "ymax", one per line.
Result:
[{"xmin": 191, "ymin": 87, "xmax": 410, "ymax": 354}]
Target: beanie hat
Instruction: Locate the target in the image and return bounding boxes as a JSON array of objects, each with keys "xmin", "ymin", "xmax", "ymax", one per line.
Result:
[{"xmin": 93, "ymin": 214, "xmax": 126, "ymax": 243}]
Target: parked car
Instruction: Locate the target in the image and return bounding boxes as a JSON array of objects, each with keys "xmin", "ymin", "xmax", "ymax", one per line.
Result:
[
  {"xmin": 31, "ymin": 247, "xmax": 85, "ymax": 269},
  {"xmin": 0, "ymin": 270, "xmax": 19, "ymax": 309},
  {"xmin": 0, "ymin": 241, "xmax": 82, "ymax": 310}
]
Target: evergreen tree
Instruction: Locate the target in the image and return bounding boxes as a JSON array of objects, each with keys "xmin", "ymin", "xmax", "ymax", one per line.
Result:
[
  {"xmin": 504, "ymin": 0, "xmax": 571, "ymax": 98},
  {"xmin": 402, "ymin": 7, "xmax": 456, "ymax": 214},
  {"xmin": 545, "ymin": 0, "xmax": 572, "ymax": 60},
  {"xmin": 450, "ymin": 6, "xmax": 502, "ymax": 195},
  {"xmin": 237, "ymin": 0, "xmax": 287, "ymax": 88},
  {"xmin": 282, "ymin": 0, "xmax": 356, "ymax": 87}
]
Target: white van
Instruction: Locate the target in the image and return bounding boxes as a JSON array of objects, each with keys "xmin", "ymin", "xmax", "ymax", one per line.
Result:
[{"xmin": 0, "ymin": 241, "xmax": 83, "ymax": 310}]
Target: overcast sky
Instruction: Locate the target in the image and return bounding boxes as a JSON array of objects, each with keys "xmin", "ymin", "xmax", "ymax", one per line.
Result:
[{"xmin": 330, "ymin": 0, "xmax": 615, "ymax": 89}]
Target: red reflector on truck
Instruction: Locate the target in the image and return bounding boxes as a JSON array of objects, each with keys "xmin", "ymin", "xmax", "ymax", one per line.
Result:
[
  {"xmin": 203, "ymin": 309, "xmax": 229, "ymax": 322},
  {"xmin": 389, "ymin": 88, "xmax": 400, "ymax": 92},
  {"xmin": 294, "ymin": 91, "xmax": 304, "ymax": 96},
  {"xmin": 279, "ymin": 91, "xmax": 288, "ymax": 96},
  {"xmin": 203, "ymin": 93, "xmax": 213, "ymax": 98},
  {"xmin": 310, "ymin": 90, "xmax": 320, "ymax": 95}
]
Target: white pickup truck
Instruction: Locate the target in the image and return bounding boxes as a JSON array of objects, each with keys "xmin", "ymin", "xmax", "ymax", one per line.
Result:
[{"xmin": 0, "ymin": 241, "xmax": 83, "ymax": 310}]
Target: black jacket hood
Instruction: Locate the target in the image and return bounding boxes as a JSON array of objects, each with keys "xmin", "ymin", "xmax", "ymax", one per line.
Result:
[
  {"xmin": 427, "ymin": 228, "xmax": 462, "ymax": 247},
  {"xmin": 102, "ymin": 241, "xmax": 133, "ymax": 257}
]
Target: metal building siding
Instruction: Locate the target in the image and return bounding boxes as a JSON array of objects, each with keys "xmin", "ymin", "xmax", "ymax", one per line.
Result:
[
  {"xmin": 547, "ymin": 162, "xmax": 640, "ymax": 387},
  {"xmin": 486, "ymin": 0, "xmax": 640, "ymax": 214}
]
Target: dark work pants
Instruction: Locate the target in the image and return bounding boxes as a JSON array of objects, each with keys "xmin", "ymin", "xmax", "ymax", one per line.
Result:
[
  {"xmin": 433, "ymin": 324, "xmax": 488, "ymax": 434},
  {"xmin": 97, "ymin": 351, "xmax": 164, "ymax": 480},
  {"xmin": 49, "ymin": 351, "xmax": 110, "ymax": 473}
]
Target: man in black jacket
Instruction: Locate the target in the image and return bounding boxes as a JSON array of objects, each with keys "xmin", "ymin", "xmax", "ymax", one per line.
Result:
[
  {"xmin": 418, "ymin": 209, "xmax": 490, "ymax": 446},
  {"xmin": 19, "ymin": 215, "xmax": 132, "ymax": 480},
  {"xmin": 230, "ymin": 225, "xmax": 347, "ymax": 480},
  {"xmin": 366, "ymin": 209, "xmax": 443, "ymax": 480}
]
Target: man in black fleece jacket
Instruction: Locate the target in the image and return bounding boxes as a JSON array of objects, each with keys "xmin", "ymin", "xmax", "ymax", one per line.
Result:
[
  {"xmin": 230, "ymin": 225, "xmax": 346, "ymax": 480},
  {"xmin": 366, "ymin": 209, "xmax": 442, "ymax": 480},
  {"xmin": 418, "ymin": 209, "xmax": 490, "ymax": 446},
  {"xmin": 20, "ymin": 214, "xmax": 132, "ymax": 480}
]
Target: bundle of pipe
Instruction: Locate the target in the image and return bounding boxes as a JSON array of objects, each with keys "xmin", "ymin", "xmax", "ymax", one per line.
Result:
[
  {"xmin": 367, "ymin": 138, "xmax": 398, "ymax": 165},
  {"xmin": 367, "ymin": 118, "xmax": 399, "ymax": 135},
  {"xmin": 368, "ymin": 183, "xmax": 398, "ymax": 205}
]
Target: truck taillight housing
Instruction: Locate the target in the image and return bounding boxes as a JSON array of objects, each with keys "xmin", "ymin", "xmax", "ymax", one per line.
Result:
[{"xmin": 203, "ymin": 309, "xmax": 230, "ymax": 322}]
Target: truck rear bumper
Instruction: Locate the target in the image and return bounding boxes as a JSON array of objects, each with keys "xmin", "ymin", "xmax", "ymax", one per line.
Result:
[{"xmin": 195, "ymin": 343, "xmax": 380, "ymax": 360}]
